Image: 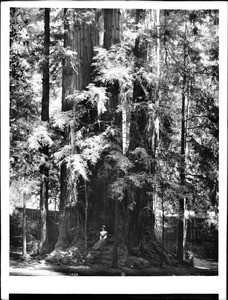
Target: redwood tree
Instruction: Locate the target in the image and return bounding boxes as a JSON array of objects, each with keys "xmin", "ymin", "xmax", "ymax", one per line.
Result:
[
  {"xmin": 39, "ymin": 8, "xmax": 50, "ymax": 255},
  {"xmin": 103, "ymin": 8, "xmax": 121, "ymax": 269},
  {"xmin": 56, "ymin": 8, "xmax": 97, "ymax": 248}
]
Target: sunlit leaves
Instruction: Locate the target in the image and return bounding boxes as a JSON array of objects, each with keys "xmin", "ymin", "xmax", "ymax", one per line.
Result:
[
  {"xmin": 54, "ymin": 145, "xmax": 72, "ymax": 163},
  {"xmin": 79, "ymin": 135, "xmax": 109, "ymax": 164},
  {"xmin": 28, "ymin": 123, "xmax": 53, "ymax": 150},
  {"xmin": 66, "ymin": 153, "xmax": 89, "ymax": 181},
  {"xmin": 51, "ymin": 110, "xmax": 74, "ymax": 130},
  {"xmin": 85, "ymin": 83, "xmax": 108, "ymax": 116},
  {"xmin": 62, "ymin": 46, "xmax": 78, "ymax": 74},
  {"xmin": 93, "ymin": 45, "xmax": 134, "ymax": 85}
]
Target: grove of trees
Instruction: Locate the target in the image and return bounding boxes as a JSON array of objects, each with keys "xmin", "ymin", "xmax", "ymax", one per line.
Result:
[{"xmin": 10, "ymin": 7, "xmax": 219, "ymax": 268}]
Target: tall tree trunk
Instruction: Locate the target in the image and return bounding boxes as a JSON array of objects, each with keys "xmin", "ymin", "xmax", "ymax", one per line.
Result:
[
  {"xmin": 126, "ymin": 9, "xmax": 169, "ymax": 264},
  {"xmin": 56, "ymin": 8, "xmax": 96, "ymax": 248},
  {"xmin": 177, "ymin": 27, "xmax": 187, "ymax": 261},
  {"xmin": 177, "ymin": 89, "xmax": 186, "ymax": 261},
  {"xmin": 39, "ymin": 8, "xmax": 50, "ymax": 255},
  {"xmin": 152, "ymin": 9, "xmax": 161, "ymax": 241},
  {"xmin": 103, "ymin": 8, "xmax": 121, "ymax": 268}
]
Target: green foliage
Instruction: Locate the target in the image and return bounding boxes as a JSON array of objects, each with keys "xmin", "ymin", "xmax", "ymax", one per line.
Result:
[
  {"xmin": 93, "ymin": 45, "xmax": 134, "ymax": 85},
  {"xmin": 51, "ymin": 110, "xmax": 74, "ymax": 131},
  {"xmin": 86, "ymin": 84, "xmax": 108, "ymax": 116},
  {"xmin": 68, "ymin": 83, "xmax": 108, "ymax": 117},
  {"xmin": 67, "ymin": 154, "xmax": 89, "ymax": 181},
  {"xmin": 78, "ymin": 132, "xmax": 110, "ymax": 164},
  {"xmin": 28, "ymin": 123, "xmax": 53, "ymax": 150},
  {"xmin": 54, "ymin": 145, "xmax": 72, "ymax": 163}
]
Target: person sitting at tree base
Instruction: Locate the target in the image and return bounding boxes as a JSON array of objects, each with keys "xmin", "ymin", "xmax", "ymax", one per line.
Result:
[{"xmin": 92, "ymin": 225, "xmax": 108, "ymax": 251}]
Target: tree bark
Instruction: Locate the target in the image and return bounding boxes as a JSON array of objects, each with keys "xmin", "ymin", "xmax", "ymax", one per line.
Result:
[
  {"xmin": 56, "ymin": 9, "xmax": 96, "ymax": 248},
  {"xmin": 39, "ymin": 161, "xmax": 49, "ymax": 254},
  {"xmin": 103, "ymin": 9, "xmax": 120, "ymax": 50},
  {"xmin": 152, "ymin": 9, "xmax": 161, "ymax": 240},
  {"xmin": 121, "ymin": 87, "xmax": 131, "ymax": 155},
  {"xmin": 62, "ymin": 10, "xmax": 95, "ymax": 111},
  {"xmin": 39, "ymin": 8, "xmax": 50, "ymax": 255},
  {"xmin": 55, "ymin": 161, "xmax": 69, "ymax": 248},
  {"xmin": 41, "ymin": 8, "xmax": 50, "ymax": 122},
  {"xmin": 102, "ymin": 8, "xmax": 122, "ymax": 269},
  {"xmin": 177, "ymin": 27, "xmax": 187, "ymax": 261}
]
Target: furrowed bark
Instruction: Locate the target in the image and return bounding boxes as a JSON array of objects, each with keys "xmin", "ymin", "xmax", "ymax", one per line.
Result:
[{"xmin": 39, "ymin": 8, "xmax": 50, "ymax": 255}]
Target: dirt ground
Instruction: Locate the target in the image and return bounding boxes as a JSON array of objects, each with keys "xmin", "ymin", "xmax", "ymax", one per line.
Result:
[{"xmin": 9, "ymin": 248, "xmax": 218, "ymax": 276}]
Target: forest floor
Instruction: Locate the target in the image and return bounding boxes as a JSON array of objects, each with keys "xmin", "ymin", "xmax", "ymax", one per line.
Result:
[{"xmin": 9, "ymin": 247, "xmax": 218, "ymax": 276}]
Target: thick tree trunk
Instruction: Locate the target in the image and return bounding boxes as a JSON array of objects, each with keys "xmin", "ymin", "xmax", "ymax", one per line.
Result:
[
  {"xmin": 103, "ymin": 9, "xmax": 120, "ymax": 50},
  {"xmin": 39, "ymin": 167, "xmax": 49, "ymax": 254},
  {"xmin": 128, "ymin": 10, "xmax": 175, "ymax": 265},
  {"xmin": 141, "ymin": 201, "xmax": 174, "ymax": 266},
  {"xmin": 103, "ymin": 8, "xmax": 122, "ymax": 268},
  {"xmin": 56, "ymin": 9, "xmax": 96, "ymax": 248},
  {"xmin": 39, "ymin": 8, "xmax": 50, "ymax": 255},
  {"xmin": 147, "ymin": 9, "xmax": 161, "ymax": 241},
  {"xmin": 62, "ymin": 10, "xmax": 95, "ymax": 111}
]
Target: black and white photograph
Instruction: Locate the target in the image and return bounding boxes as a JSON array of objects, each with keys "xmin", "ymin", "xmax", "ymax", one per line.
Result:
[{"xmin": 1, "ymin": 1, "xmax": 227, "ymax": 299}]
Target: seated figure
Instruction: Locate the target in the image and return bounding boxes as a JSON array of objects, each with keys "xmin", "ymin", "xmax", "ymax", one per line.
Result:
[{"xmin": 92, "ymin": 225, "xmax": 108, "ymax": 251}]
